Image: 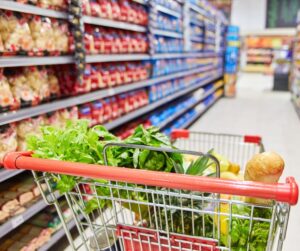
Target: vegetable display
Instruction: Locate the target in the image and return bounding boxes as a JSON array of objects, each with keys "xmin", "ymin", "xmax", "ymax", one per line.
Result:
[{"xmin": 26, "ymin": 120, "xmax": 281, "ymax": 251}]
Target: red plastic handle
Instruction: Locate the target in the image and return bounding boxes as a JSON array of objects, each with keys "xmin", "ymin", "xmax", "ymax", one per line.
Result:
[
  {"xmin": 244, "ymin": 135, "xmax": 262, "ymax": 144},
  {"xmin": 3, "ymin": 152, "xmax": 299, "ymax": 206},
  {"xmin": 171, "ymin": 129, "xmax": 190, "ymax": 139}
]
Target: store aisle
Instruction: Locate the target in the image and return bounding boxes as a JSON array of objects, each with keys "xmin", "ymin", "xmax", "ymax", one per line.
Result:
[{"xmin": 191, "ymin": 73, "xmax": 300, "ymax": 250}]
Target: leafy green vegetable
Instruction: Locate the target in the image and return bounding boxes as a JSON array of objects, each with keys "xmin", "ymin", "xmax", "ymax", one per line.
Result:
[
  {"xmin": 27, "ymin": 120, "xmax": 119, "ymax": 193},
  {"xmin": 26, "ymin": 121, "xmax": 184, "ymax": 194},
  {"xmin": 186, "ymin": 149, "xmax": 214, "ymax": 176},
  {"xmin": 220, "ymin": 204, "xmax": 272, "ymax": 250},
  {"xmin": 111, "ymin": 124, "xmax": 184, "ymax": 172}
]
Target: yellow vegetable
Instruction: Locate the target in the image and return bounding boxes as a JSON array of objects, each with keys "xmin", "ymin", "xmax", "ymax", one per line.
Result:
[
  {"xmin": 214, "ymin": 194, "xmax": 231, "ymax": 235},
  {"xmin": 228, "ymin": 162, "xmax": 240, "ymax": 174},
  {"xmin": 221, "ymin": 171, "xmax": 242, "ymax": 181},
  {"xmin": 209, "ymin": 151, "xmax": 230, "ymax": 172}
]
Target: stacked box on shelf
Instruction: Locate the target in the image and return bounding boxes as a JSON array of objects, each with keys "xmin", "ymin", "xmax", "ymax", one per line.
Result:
[
  {"xmin": 291, "ymin": 10, "xmax": 300, "ymax": 118},
  {"xmin": 149, "ymin": 0, "xmax": 184, "ymax": 54},
  {"xmin": 224, "ymin": 25, "xmax": 240, "ymax": 97}
]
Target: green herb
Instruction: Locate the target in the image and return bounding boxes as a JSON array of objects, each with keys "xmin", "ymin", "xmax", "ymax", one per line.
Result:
[
  {"xmin": 26, "ymin": 121, "xmax": 184, "ymax": 194},
  {"xmin": 220, "ymin": 204, "xmax": 272, "ymax": 250}
]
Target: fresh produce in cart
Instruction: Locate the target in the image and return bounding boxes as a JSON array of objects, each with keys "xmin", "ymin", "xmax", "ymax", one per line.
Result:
[{"xmin": 24, "ymin": 120, "xmax": 293, "ymax": 250}]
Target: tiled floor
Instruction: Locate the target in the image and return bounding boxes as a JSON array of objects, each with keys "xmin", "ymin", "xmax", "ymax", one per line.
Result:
[{"xmin": 191, "ymin": 73, "xmax": 300, "ymax": 251}]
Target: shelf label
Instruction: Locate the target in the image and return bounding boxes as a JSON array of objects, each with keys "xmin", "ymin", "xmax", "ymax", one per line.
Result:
[
  {"xmin": 108, "ymin": 89, "xmax": 115, "ymax": 96},
  {"xmin": 11, "ymin": 215, "xmax": 24, "ymax": 228}
]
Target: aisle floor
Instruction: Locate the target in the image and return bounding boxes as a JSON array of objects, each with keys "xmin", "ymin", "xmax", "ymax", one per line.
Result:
[{"xmin": 191, "ymin": 73, "xmax": 300, "ymax": 251}]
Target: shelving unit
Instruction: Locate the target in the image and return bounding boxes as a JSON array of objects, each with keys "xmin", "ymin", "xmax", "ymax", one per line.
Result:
[
  {"xmin": 0, "ymin": 197, "xmax": 56, "ymax": 239},
  {"xmin": 181, "ymin": 94, "xmax": 222, "ymax": 129},
  {"xmin": 0, "ymin": 65, "xmax": 217, "ymax": 125},
  {"xmin": 158, "ymin": 83, "xmax": 223, "ymax": 129},
  {"xmin": 83, "ymin": 16, "xmax": 147, "ymax": 32},
  {"xmin": 0, "ymin": 169, "xmax": 25, "ymax": 183},
  {"xmin": 243, "ymin": 36, "xmax": 292, "ymax": 74},
  {"xmin": 0, "ymin": 0, "xmax": 228, "ymax": 249},
  {"xmin": 151, "ymin": 29, "xmax": 184, "ymax": 39},
  {"xmin": 1, "ymin": 0, "xmax": 68, "ymax": 19},
  {"xmin": 291, "ymin": 13, "xmax": 300, "ymax": 118},
  {"xmin": 156, "ymin": 5, "xmax": 182, "ymax": 18},
  {"xmin": 38, "ymin": 214, "xmax": 84, "ymax": 251},
  {"xmin": 0, "ymin": 56, "xmax": 74, "ymax": 68},
  {"xmin": 105, "ymin": 72, "xmax": 222, "ymax": 130}
]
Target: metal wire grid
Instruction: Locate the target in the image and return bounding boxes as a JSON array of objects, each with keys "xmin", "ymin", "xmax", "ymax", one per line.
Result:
[
  {"xmin": 54, "ymin": 179, "xmax": 283, "ymax": 251},
  {"xmin": 173, "ymin": 131, "xmax": 263, "ymax": 168},
  {"xmin": 30, "ymin": 132, "xmax": 291, "ymax": 251}
]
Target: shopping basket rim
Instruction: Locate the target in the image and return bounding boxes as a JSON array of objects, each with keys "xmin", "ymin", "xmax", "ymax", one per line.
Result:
[{"xmin": 2, "ymin": 151, "xmax": 299, "ymax": 206}]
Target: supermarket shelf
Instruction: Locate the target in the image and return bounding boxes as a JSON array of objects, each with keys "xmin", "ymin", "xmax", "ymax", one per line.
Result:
[
  {"xmin": 0, "ymin": 65, "xmax": 217, "ymax": 125},
  {"xmin": 156, "ymin": 5, "xmax": 181, "ymax": 19},
  {"xmin": 190, "ymin": 19, "xmax": 204, "ymax": 27},
  {"xmin": 151, "ymin": 29, "xmax": 183, "ymax": 39},
  {"xmin": 132, "ymin": 0, "xmax": 146, "ymax": 4},
  {"xmin": 0, "ymin": 56, "xmax": 74, "ymax": 68},
  {"xmin": 0, "ymin": 194, "xmax": 59, "ymax": 238},
  {"xmin": 152, "ymin": 52, "xmax": 220, "ymax": 59},
  {"xmin": 38, "ymin": 214, "xmax": 84, "ymax": 251},
  {"xmin": 86, "ymin": 54, "xmax": 150, "ymax": 63},
  {"xmin": 182, "ymin": 95, "xmax": 222, "ymax": 129},
  {"xmin": 0, "ymin": 169, "xmax": 25, "ymax": 183},
  {"xmin": 190, "ymin": 4, "xmax": 207, "ymax": 17},
  {"xmin": 0, "ymin": 0, "xmax": 68, "ymax": 19},
  {"xmin": 0, "ymin": 53, "xmax": 220, "ymax": 67},
  {"xmin": 105, "ymin": 72, "xmax": 222, "ymax": 130},
  {"xmin": 83, "ymin": 16, "xmax": 147, "ymax": 32},
  {"xmin": 191, "ymin": 36, "xmax": 203, "ymax": 43},
  {"xmin": 158, "ymin": 84, "xmax": 223, "ymax": 129}
]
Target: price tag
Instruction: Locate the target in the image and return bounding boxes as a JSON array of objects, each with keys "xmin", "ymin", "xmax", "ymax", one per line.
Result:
[
  {"xmin": 11, "ymin": 215, "xmax": 24, "ymax": 228},
  {"xmin": 108, "ymin": 89, "xmax": 115, "ymax": 96}
]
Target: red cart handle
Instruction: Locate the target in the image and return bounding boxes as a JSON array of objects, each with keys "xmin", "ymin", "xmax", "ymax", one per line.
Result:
[{"xmin": 3, "ymin": 152, "xmax": 298, "ymax": 206}]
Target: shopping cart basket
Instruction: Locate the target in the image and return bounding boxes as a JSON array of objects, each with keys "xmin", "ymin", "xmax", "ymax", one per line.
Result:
[{"xmin": 2, "ymin": 130, "xmax": 298, "ymax": 251}]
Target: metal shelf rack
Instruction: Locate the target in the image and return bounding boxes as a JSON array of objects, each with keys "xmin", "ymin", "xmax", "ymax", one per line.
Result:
[
  {"xmin": 0, "ymin": 169, "xmax": 25, "ymax": 183},
  {"xmin": 0, "ymin": 196, "xmax": 58, "ymax": 239},
  {"xmin": 0, "ymin": 0, "xmax": 68, "ymax": 19},
  {"xmin": 151, "ymin": 29, "xmax": 183, "ymax": 39},
  {"xmin": 0, "ymin": 65, "xmax": 217, "ymax": 126},
  {"xmin": 181, "ymin": 95, "xmax": 222, "ymax": 129},
  {"xmin": 105, "ymin": 72, "xmax": 222, "ymax": 130},
  {"xmin": 158, "ymin": 83, "xmax": 223, "ymax": 129},
  {"xmin": 156, "ymin": 5, "xmax": 182, "ymax": 19},
  {"xmin": 83, "ymin": 16, "xmax": 147, "ymax": 32}
]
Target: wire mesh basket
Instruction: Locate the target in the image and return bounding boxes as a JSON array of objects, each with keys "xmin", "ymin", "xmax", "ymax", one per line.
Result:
[{"xmin": 2, "ymin": 130, "xmax": 298, "ymax": 251}]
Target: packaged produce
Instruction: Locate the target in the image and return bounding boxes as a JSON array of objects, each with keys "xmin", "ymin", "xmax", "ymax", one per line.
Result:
[
  {"xmin": 25, "ymin": 66, "xmax": 51, "ymax": 102},
  {"xmin": 78, "ymin": 104, "xmax": 92, "ymax": 123},
  {"xmin": 29, "ymin": 16, "xmax": 55, "ymax": 55},
  {"xmin": 38, "ymin": 0, "xmax": 68, "ymax": 11},
  {"xmin": 84, "ymin": 25, "xmax": 148, "ymax": 54},
  {"xmin": 17, "ymin": 116, "xmax": 45, "ymax": 150},
  {"xmin": 0, "ymin": 11, "xmax": 34, "ymax": 55},
  {"xmin": 52, "ymin": 19, "xmax": 70, "ymax": 54},
  {"xmin": 7, "ymin": 69, "xmax": 39, "ymax": 108},
  {"xmin": 83, "ymin": 0, "xmax": 147, "ymax": 25},
  {"xmin": 0, "ymin": 124, "xmax": 17, "ymax": 163},
  {"xmin": 47, "ymin": 67, "xmax": 61, "ymax": 99},
  {"xmin": 90, "ymin": 100, "xmax": 104, "ymax": 125},
  {"xmin": 0, "ymin": 69, "xmax": 14, "ymax": 113}
]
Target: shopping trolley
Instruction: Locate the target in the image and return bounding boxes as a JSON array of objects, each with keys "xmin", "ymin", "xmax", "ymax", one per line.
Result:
[{"xmin": 2, "ymin": 129, "xmax": 298, "ymax": 251}]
